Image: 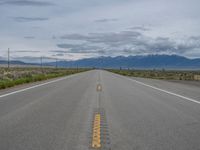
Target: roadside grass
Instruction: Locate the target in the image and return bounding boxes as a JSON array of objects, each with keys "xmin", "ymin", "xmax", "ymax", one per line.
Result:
[
  {"xmin": 0, "ymin": 68, "xmax": 89, "ymax": 89},
  {"xmin": 108, "ymin": 69, "xmax": 200, "ymax": 81}
]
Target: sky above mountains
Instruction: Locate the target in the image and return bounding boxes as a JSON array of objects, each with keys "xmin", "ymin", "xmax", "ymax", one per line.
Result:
[{"xmin": 0, "ymin": 0, "xmax": 200, "ymax": 62}]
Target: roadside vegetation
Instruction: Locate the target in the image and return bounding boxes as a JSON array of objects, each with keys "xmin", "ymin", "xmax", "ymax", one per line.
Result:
[
  {"xmin": 108, "ymin": 69, "xmax": 200, "ymax": 81},
  {"xmin": 0, "ymin": 67, "xmax": 89, "ymax": 89}
]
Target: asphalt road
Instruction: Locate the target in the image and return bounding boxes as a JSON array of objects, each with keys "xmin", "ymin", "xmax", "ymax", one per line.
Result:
[{"xmin": 0, "ymin": 70, "xmax": 199, "ymax": 150}]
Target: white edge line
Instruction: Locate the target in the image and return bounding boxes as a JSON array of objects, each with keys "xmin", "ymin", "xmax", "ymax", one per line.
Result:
[
  {"xmin": 114, "ymin": 73, "xmax": 200, "ymax": 104},
  {"xmin": 0, "ymin": 75, "xmax": 76, "ymax": 99}
]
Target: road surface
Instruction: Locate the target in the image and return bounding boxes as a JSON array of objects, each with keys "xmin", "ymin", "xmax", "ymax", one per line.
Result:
[{"xmin": 0, "ymin": 70, "xmax": 199, "ymax": 150}]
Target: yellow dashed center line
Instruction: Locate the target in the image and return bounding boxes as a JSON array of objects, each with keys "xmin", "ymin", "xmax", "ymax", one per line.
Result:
[
  {"xmin": 92, "ymin": 114, "xmax": 101, "ymax": 148},
  {"xmin": 96, "ymin": 84, "xmax": 102, "ymax": 92}
]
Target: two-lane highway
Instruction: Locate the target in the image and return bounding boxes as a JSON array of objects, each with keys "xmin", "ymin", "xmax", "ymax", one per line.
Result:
[{"xmin": 0, "ymin": 70, "xmax": 199, "ymax": 150}]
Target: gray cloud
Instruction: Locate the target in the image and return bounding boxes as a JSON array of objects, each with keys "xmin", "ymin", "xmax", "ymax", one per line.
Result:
[
  {"xmin": 60, "ymin": 34, "xmax": 89, "ymax": 41},
  {"xmin": 94, "ymin": 18, "xmax": 118, "ymax": 23},
  {"xmin": 13, "ymin": 50, "xmax": 40, "ymax": 53},
  {"xmin": 13, "ymin": 56, "xmax": 57, "ymax": 63},
  {"xmin": 0, "ymin": 0, "xmax": 54, "ymax": 6},
  {"xmin": 52, "ymin": 35, "xmax": 57, "ymax": 40},
  {"xmin": 97, "ymin": 50, "xmax": 106, "ymax": 54},
  {"xmin": 12, "ymin": 17, "xmax": 48, "ymax": 22},
  {"xmin": 50, "ymin": 51, "xmax": 78, "ymax": 57},
  {"xmin": 32, "ymin": 26, "xmax": 42, "ymax": 29},
  {"xmin": 60, "ymin": 31, "xmax": 142, "ymax": 46},
  {"xmin": 24, "ymin": 36, "xmax": 35, "ymax": 39},
  {"xmin": 51, "ymin": 50, "xmax": 68, "ymax": 53},
  {"xmin": 129, "ymin": 26, "xmax": 150, "ymax": 31},
  {"xmin": 0, "ymin": 56, "xmax": 6, "ymax": 60},
  {"xmin": 59, "ymin": 31, "xmax": 200, "ymax": 56},
  {"xmin": 56, "ymin": 43, "xmax": 103, "ymax": 54},
  {"xmin": 88, "ymin": 32, "xmax": 141, "ymax": 46},
  {"xmin": 53, "ymin": 53, "xmax": 64, "ymax": 57}
]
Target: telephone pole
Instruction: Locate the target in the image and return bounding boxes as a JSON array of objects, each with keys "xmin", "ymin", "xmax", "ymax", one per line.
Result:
[
  {"xmin": 7, "ymin": 48, "xmax": 10, "ymax": 69},
  {"xmin": 40, "ymin": 56, "xmax": 43, "ymax": 69},
  {"xmin": 55, "ymin": 58, "xmax": 58, "ymax": 69}
]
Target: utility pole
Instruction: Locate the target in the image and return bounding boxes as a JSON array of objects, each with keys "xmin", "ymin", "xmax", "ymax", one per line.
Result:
[
  {"xmin": 40, "ymin": 56, "xmax": 43, "ymax": 69},
  {"xmin": 7, "ymin": 48, "xmax": 10, "ymax": 69},
  {"xmin": 55, "ymin": 58, "xmax": 58, "ymax": 69}
]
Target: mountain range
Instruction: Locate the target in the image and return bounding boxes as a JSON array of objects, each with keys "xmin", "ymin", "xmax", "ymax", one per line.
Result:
[
  {"xmin": 1, "ymin": 55, "xmax": 200, "ymax": 69},
  {"xmin": 47, "ymin": 55, "xmax": 200, "ymax": 69}
]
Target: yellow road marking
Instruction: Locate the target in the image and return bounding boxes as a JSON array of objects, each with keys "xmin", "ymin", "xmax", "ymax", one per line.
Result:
[
  {"xmin": 92, "ymin": 114, "xmax": 101, "ymax": 148},
  {"xmin": 96, "ymin": 84, "xmax": 102, "ymax": 92}
]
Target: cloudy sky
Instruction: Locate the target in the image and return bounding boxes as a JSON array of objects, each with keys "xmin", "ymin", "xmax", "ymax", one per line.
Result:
[{"xmin": 0, "ymin": 0, "xmax": 200, "ymax": 62}]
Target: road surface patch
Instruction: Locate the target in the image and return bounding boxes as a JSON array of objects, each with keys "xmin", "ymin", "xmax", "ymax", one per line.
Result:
[
  {"xmin": 0, "ymin": 74, "xmax": 80, "ymax": 99},
  {"xmin": 127, "ymin": 78, "xmax": 200, "ymax": 104},
  {"xmin": 114, "ymin": 73, "xmax": 200, "ymax": 104}
]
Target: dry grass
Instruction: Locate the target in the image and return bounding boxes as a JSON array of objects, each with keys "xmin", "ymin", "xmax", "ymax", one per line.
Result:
[
  {"xmin": 0, "ymin": 67, "xmax": 89, "ymax": 89},
  {"xmin": 108, "ymin": 69, "xmax": 200, "ymax": 81}
]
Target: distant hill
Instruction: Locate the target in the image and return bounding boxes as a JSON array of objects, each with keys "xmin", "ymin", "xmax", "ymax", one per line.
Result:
[
  {"xmin": 0, "ymin": 60, "xmax": 26, "ymax": 65},
  {"xmin": 47, "ymin": 55, "xmax": 200, "ymax": 69},
  {"xmin": 1, "ymin": 55, "xmax": 200, "ymax": 69},
  {"xmin": 0, "ymin": 60, "xmax": 37, "ymax": 66}
]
